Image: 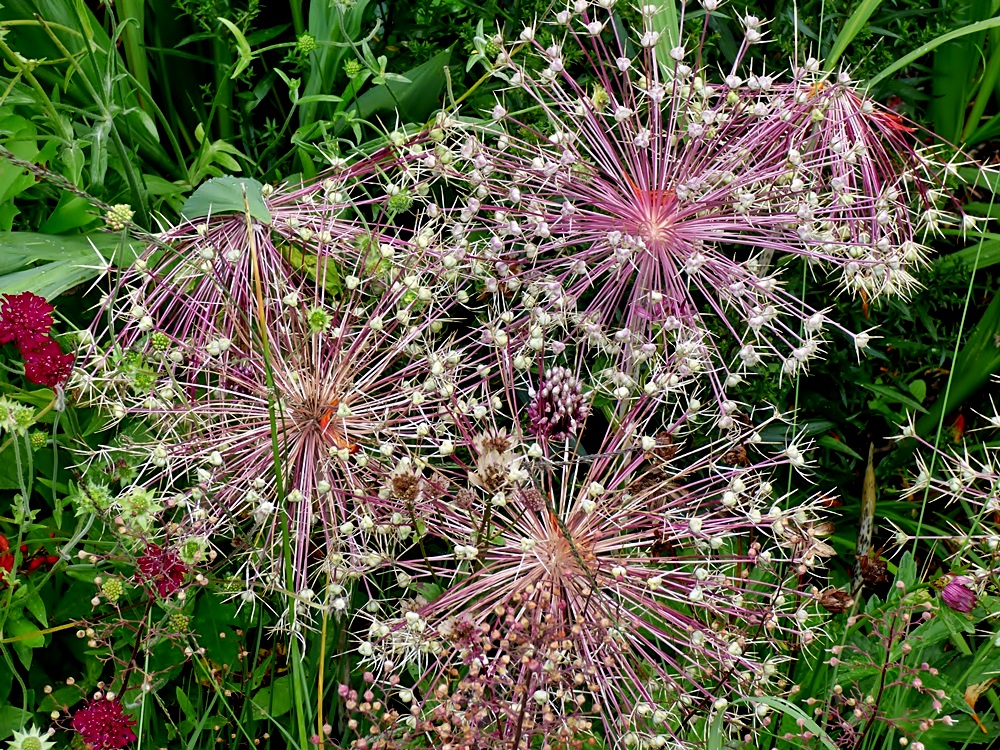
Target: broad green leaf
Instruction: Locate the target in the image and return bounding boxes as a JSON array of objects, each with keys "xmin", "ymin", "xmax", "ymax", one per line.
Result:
[
  {"xmin": 0, "ymin": 232, "xmax": 142, "ymax": 298},
  {"xmin": 651, "ymin": 0, "xmax": 680, "ymax": 76},
  {"xmin": 340, "ymin": 49, "xmax": 452, "ymax": 131},
  {"xmin": 934, "ymin": 233, "xmax": 1000, "ymax": 272},
  {"xmin": 827, "ymin": 0, "xmax": 884, "ymax": 69},
  {"xmin": 252, "ymin": 675, "xmax": 293, "ymax": 718},
  {"xmin": 870, "ymin": 17, "xmax": 1000, "ymax": 88},
  {"xmin": 180, "ymin": 176, "xmax": 271, "ymax": 224}
]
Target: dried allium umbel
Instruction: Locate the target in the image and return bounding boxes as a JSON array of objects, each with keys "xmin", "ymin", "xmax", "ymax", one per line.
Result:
[
  {"xmin": 455, "ymin": 3, "xmax": 958, "ymax": 405},
  {"xmin": 359, "ymin": 359, "xmax": 831, "ymax": 746}
]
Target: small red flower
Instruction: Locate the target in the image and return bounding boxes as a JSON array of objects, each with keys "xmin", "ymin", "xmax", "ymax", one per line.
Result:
[
  {"xmin": 0, "ymin": 535, "xmax": 13, "ymax": 577},
  {"xmin": 20, "ymin": 337, "xmax": 75, "ymax": 388},
  {"xmin": 134, "ymin": 544, "xmax": 188, "ymax": 598},
  {"xmin": 0, "ymin": 292, "xmax": 54, "ymax": 347},
  {"xmin": 71, "ymin": 696, "xmax": 137, "ymax": 750}
]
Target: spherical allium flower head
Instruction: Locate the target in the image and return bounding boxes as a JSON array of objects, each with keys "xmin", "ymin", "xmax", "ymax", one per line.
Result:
[
  {"xmin": 527, "ymin": 365, "xmax": 589, "ymax": 440},
  {"xmin": 361, "ymin": 356, "xmax": 830, "ymax": 744},
  {"xmin": 0, "ymin": 292, "xmax": 53, "ymax": 347},
  {"xmin": 80, "ymin": 238, "xmax": 474, "ymax": 594},
  {"xmin": 454, "ymin": 6, "xmax": 953, "ymax": 402},
  {"xmin": 935, "ymin": 574, "xmax": 977, "ymax": 613},
  {"xmin": 134, "ymin": 544, "xmax": 188, "ymax": 598},
  {"xmin": 20, "ymin": 337, "xmax": 74, "ymax": 388},
  {"xmin": 70, "ymin": 696, "xmax": 137, "ymax": 750}
]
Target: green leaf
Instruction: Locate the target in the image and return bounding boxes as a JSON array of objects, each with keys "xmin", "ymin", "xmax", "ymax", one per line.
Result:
[
  {"xmin": 180, "ymin": 176, "xmax": 271, "ymax": 224},
  {"xmin": 858, "ymin": 382, "xmax": 928, "ymax": 413},
  {"xmin": 870, "ymin": 17, "xmax": 1000, "ymax": 88},
  {"xmin": 0, "ymin": 706, "xmax": 33, "ymax": 737},
  {"xmin": 341, "ymin": 49, "xmax": 452, "ymax": 131},
  {"xmin": 907, "ymin": 379, "xmax": 927, "ymax": 403},
  {"xmin": 650, "ymin": 0, "xmax": 680, "ymax": 76},
  {"xmin": 252, "ymin": 675, "xmax": 293, "ymax": 718},
  {"xmin": 915, "ymin": 290, "xmax": 1000, "ymax": 438},
  {"xmin": 827, "ymin": 0, "xmax": 884, "ymax": 69},
  {"xmin": 0, "ymin": 232, "xmax": 142, "ymax": 299},
  {"xmin": 816, "ymin": 435, "xmax": 864, "ymax": 461},
  {"xmin": 217, "ymin": 17, "xmax": 255, "ymax": 78},
  {"xmin": 897, "ymin": 551, "xmax": 918, "ymax": 590},
  {"xmin": 736, "ymin": 696, "xmax": 838, "ymax": 750}
]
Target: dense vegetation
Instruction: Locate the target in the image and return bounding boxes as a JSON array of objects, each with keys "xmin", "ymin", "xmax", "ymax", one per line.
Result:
[{"xmin": 2, "ymin": 1, "xmax": 1000, "ymax": 749}]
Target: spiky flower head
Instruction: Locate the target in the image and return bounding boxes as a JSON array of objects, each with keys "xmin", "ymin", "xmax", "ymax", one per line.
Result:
[
  {"xmin": 360, "ymin": 355, "xmax": 829, "ymax": 745},
  {"xmin": 80, "ymin": 226, "xmax": 474, "ymax": 595},
  {"xmin": 452, "ymin": 3, "xmax": 954, "ymax": 409}
]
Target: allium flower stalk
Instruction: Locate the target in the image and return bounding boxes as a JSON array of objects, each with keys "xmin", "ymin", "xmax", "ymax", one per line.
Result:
[
  {"xmin": 453, "ymin": 2, "xmax": 954, "ymax": 407},
  {"xmin": 359, "ymin": 355, "xmax": 831, "ymax": 746}
]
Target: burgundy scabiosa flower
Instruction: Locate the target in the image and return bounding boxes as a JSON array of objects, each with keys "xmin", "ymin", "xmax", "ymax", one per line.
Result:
[
  {"xmin": 21, "ymin": 337, "xmax": 75, "ymax": 388},
  {"xmin": 453, "ymin": 3, "xmax": 952, "ymax": 409},
  {"xmin": 0, "ymin": 292, "xmax": 54, "ymax": 347},
  {"xmin": 937, "ymin": 574, "xmax": 977, "ymax": 613},
  {"xmin": 134, "ymin": 544, "xmax": 188, "ymax": 597},
  {"xmin": 360, "ymin": 355, "xmax": 829, "ymax": 746},
  {"xmin": 71, "ymin": 695, "xmax": 137, "ymax": 750}
]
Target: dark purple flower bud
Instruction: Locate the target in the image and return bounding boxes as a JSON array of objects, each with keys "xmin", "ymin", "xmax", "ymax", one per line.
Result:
[
  {"xmin": 938, "ymin": 574, "xmax": 976, "ymax": 613},
  {"xmin": 527, "ymin": 367, "xmax": 589, "ymax": 441}
]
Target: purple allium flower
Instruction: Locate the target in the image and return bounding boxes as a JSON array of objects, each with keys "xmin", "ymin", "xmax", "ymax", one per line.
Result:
[
  {"xmin": 91, "ymin": 142, "xmax": 433, "ymax": 358},
  {"xmin": 526, "ymin": 365, "xmax": 589, "ymax": 440},
  {"xmin": 81, "ymin": 237, "xmax": 472, "ymax": 593},
  {"xmin": 134, "ymin": 544, "xmax": 188, "ymax": 598},
  {"xmin": 71, "ymin": 695, "xmax": 137, "ymax": 750},
  {"xmin": 451, "ymin": 4, "xmax": 952, "ymax": 404},
  {"xmin": 361, "ymin": 356, "xmax": 828, "ymax": 743},
  {"xmin": 937, "ymin": 574, "xmax": 977, "ymax": 613}
]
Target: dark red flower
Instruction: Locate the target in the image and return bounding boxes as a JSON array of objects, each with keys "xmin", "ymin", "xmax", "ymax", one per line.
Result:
[
  {"xmin": 134, "ymin": 544, "xmax": 188, "ymax": 597},
  {"xmin": 20, "ymin": 337, "xmax": 74, "ymax": 388},
  {"xmin": 0, "ymin": 292, "xmax": 53, "ymax": 347},
  {"xmin": 71, "ymin": 696, "xmax": 137, "ymax": 750},
  {"xmin": 0, "ymin": 535, "xmax": 13, "ymax": 577}
]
